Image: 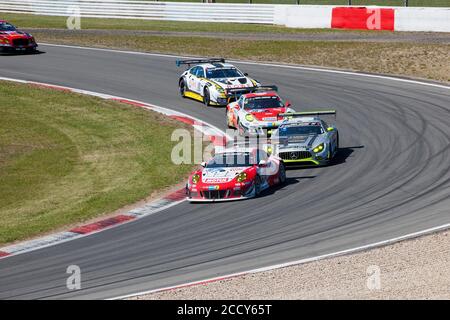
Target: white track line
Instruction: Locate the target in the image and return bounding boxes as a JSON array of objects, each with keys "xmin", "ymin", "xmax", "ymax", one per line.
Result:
[{"xmin": 112, "ymin": 222, "xmax": 450, "ymax": 300}]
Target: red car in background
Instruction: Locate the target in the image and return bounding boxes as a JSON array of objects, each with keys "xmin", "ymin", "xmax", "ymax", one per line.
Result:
[{"xmin": 0, "ymin": 20, "xmax": 38, "ymax": 53}]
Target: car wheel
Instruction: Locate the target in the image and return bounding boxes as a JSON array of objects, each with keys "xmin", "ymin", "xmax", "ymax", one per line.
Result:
[
  {"xmin": 203, "ymin": 88, "xmax": 211, "ymax": 106},
  {"xmin": 278, "ymin": 162, "xmax": 286, "ymax": 185},
  {"xmin": 254, "ymin": 175, "xmax": 262, "ymax": 197},
  {"xmin": 179, "ymin": 80, "xmax": 186, "ymax": 97},
  {"xmin": 336, "ymin": 133, "xmax": 340, "ymax": 153}
]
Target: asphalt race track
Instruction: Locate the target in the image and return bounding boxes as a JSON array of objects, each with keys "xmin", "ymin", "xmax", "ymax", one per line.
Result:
[{"xmin": 0, "ymin": 44, "xmax": 449, "ymax": 299}]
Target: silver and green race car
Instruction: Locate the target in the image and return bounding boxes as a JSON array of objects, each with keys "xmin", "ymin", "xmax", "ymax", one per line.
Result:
[
  {"xmin": 269, "ymin": 111, "xmax": 339, "ymax": 166},
  {"xmin": 176, "ymin": 58, "xmax": 260, "ymax": 106}
]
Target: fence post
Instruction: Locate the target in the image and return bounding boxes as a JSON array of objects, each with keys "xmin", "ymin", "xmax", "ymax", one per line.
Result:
[
  {"xmin": 404, "ymin": 0, "xmax": 409, "ymax": 6},
  {"xmin": 348, "ymin": 0, "xmax": 352, "ymax": 6}
]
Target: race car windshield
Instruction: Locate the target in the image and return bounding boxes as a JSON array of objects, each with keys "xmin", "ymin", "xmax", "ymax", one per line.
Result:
[
  {"xmin": 0, "ymin": 23, "xmax": 16, "ymax": 31},
  {"xmin": 206, "ymin": 152, "xmax": 256, "ymax": 168},
  {"xmin": 206, "ymin": 68, "xmax": 243, "ymax": 79},
  {"xmin": 244, "ymin": 96, "xmax": 284, "ymax": 110},
  {"xmin": 279, "ymin": 126, "xmax": 323, "ymax": 136}
]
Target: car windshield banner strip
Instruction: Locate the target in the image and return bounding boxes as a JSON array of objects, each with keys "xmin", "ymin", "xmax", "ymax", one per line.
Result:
[
  {"xmin": 226, "ymin": 85, "xmax": 278, "ymax": 97},
  {"xmin": 175, "ymin": 58, "xmax": 225, "ymax": 67},
  {"xmin": 279, "ymin": 110, "xmax": 337, "ymax": 118}
]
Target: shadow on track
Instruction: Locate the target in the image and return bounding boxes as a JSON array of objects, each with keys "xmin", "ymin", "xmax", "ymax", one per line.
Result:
[
  {"xmin": 259, "ymin": 174, "xmax": 314, "ymax": 197},
  {"xmin": 284, "ymin": 145, "xmax": 364, "ymax": 170},
  {"xmin": 0, "ymin": 50, "xmax": 45, "ymax": 56},
  {"xmin": 331, "ymin": 145, "xmax": 364, "ymax": 166}
]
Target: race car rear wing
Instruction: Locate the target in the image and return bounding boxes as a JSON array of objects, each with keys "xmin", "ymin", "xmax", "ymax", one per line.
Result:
[
  {"xmin": 279, "ymin": 110, "xmax": 337, "ymax": 118},
  {"xmin": 226, "ymin": 85, "xmax": 278, "ymax": 98},
  {"xmin": 176, "ymin": 58, "xmax": 225, "ymax": 67}
]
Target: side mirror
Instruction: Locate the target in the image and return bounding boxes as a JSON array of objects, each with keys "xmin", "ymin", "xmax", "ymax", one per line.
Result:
[
  {"xmin": 258, "ymin": 160, "xmax": 268, "ymax": 167},
  {"xmin": 200, "ymin": 161, "xmax": 207, "ymax": 167},
  {"xmin": 285, "ymin": 100, "xmax": 292, "ymax": 108},
  {"xmin": 244, "ymin": 73, "xmax": 249, "ymax": 76},
  {"xmin": 327, "ymin": 127, "xmax": 335, "ymax": 132}
]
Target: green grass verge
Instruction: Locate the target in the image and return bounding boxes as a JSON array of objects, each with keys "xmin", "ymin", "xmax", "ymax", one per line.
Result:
[
  {"xmin": 32, "ymin": 32, "xmax": 450, "ymax": 82},
  {"xmin": 0, "ymin": 81, "xmax": 195, "ymax": 244}
]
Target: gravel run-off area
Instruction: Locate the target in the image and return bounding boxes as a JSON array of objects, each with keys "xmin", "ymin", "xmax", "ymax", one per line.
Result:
[{"xmin": 134, "ymin": 229, "xmax": 450, "ymax": 300}]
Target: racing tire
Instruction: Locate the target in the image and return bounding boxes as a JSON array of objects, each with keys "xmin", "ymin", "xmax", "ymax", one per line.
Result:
[
  {"xmin": 336, "ymin": 133, "xmax": 340, "ymax": 152},
  {"xmin": 203, "ymin": 88, "xmax": 211, "ymax": 106},
  {"xmin": 179, "ymin": 80, "xmax": 186, "ymax": 98},
  {"xmin": 330, "ymin": 133, "xmax": 340, "ymax": 163},
  {"xmin": 327, "ymin": 142, "xmax": 333, "ymax": 162},
  {"xmin": 254, "ymin": 175, "xmax": 262, "ymax": 197},
  {"xmin": 278, "ymin": 162, "xmax": 287, "ymax": 185}
]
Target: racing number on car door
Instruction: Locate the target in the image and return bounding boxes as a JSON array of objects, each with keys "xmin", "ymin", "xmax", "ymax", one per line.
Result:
[
  {"xmin": 196, "ymin": 67, "xmax": 205, "ymax": 94},
  {"xmin": 188, "ymin": 67, "xmax": 198, "ymax": 92},
  {"xmin": 188, "ymin": 67, "xmax": 203, "ymax": 94}
]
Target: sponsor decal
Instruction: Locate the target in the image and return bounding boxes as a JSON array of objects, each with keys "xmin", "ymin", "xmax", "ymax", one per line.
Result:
[{"xmin": 331, "ymin": 7, "xmax": 394, "ymax": 31}]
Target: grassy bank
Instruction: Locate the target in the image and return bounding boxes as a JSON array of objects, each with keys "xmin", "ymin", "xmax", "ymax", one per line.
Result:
[
  {"xmin": 33, "ymin": 32, "xmax": 450, "ymax": 82},
  {"xmin": 0, "ymin": 81, "xmax": 194, "ymax": 244}
]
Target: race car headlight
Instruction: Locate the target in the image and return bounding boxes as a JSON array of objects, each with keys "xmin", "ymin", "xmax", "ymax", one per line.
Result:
[
  {"xmin": 216, "ymin": 86, "xmax": 224, "ymax": 93},
  {"xmin": 191, "ymin": 174, "xmax": 200, "ymax": 184},
  {"xmin": 266, "ymin": 146, "xmax": 273, "ymax": 155},
  {"xmin": 236, "ymin": 172, "xmax": 247, "ymax": 183},
  {"xmin": 245, "ymin": 114, "xmax": 254, "ymax": 122},
  {"xmin": 313, "ymin": 143, "xmax": 324, "ymax": 153}
]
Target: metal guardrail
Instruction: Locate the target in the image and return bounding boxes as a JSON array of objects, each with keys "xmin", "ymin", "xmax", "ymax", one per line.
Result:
[{"xmin": 0, "ymin": 0, "xmax": 275, "ymax": 23}]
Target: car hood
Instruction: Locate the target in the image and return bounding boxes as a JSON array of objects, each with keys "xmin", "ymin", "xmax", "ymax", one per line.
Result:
[
  {"xmin": 210, "ymin": 77, "xmax": 253, "ymax": 89},
  {"xmin": 278, "ymin": 134, "xmax": 319, "ymax": 148},
  {"xmin": 0, "ymin": 30, "xmax": 31, "ymax": 38},
  {"xmin": 201, "ymin": 167, "xmax": 249, "ymax": 184},
  {"xmin": 248, "ymin": 107, "xmax": 286, "ymax": 121}
]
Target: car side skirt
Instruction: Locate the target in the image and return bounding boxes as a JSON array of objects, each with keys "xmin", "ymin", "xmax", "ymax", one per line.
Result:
[
  {"xmin": 184, "ymin": 90, "xmax": 221, "ymax": 106},
  {"xmin": 184, "ymin": 90, "xmax": 204, "ymax": 102}
]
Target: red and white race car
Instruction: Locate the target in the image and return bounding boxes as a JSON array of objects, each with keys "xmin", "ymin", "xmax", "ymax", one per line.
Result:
[
  {"xmin": 186, "ymin": 146, "xmax": 286, "ymax": 202},
  {"xmin": 0, "ymin": 20, "xmax": 38, "ymax": 53},
  {"xmin": 226, "ymin": 86, "xmax": 295, "ymax": 137}
]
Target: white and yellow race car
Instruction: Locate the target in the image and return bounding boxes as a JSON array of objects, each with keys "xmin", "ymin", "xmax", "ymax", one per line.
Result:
[{"xmin": 176, "ymin": 58, "xmax": 260, "ymax": 106}]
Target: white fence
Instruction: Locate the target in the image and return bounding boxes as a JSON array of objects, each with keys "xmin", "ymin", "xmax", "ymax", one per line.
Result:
[
  {"xmin": 0, "ymin": 0, "xmax": 275, "ymax": 24},
  {"xmin": 394, "ymin": 7, "xmax": 450, "ymax": 32},
  {"xmin": 0, "ymin": 1, "xmax": 449, "ymax": 32}
]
